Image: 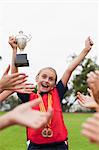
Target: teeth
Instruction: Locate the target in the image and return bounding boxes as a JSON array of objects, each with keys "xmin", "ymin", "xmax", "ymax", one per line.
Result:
[
  {"xmin": 42, "ymin": 83, "xmax": 49, "ymax": 88},
  {"xmin": 43, "ymin": 85, "xmax": 48, "ymax": 87}
]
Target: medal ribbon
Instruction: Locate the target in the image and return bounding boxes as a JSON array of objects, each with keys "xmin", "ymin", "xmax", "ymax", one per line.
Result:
[
  {"xmin": 38, "ymin": 93, "xmax": 53, "ymax": 137},
  {"xmin": 39, "ymin": 93, "xmax": 52, "ymax": 126}
]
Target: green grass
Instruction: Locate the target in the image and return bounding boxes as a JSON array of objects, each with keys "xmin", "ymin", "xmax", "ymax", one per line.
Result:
[
  {"xmin": 64, "ymin": 113, "xmax": 99, "ymax": 150},
  {"xmin": 0, "ymin": 112, "xmax": 99, "ymax": 150},
  {"xmin": 0, "ymin": 126, "xmax": 26, "ymax": 150}
]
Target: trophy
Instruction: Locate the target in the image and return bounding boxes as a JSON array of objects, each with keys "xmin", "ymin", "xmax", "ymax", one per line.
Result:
[{"xmin": 15, "ymin": 31, "xmax": 32, "ymax": 67}]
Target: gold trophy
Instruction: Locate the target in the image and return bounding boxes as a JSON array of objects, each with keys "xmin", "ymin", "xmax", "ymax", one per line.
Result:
[{"xmin": 15, "ymin": 31, "xmax": 32, "ymax": 67}]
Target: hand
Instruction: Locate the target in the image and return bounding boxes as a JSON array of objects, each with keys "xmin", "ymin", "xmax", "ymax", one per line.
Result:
[
  {"xmin": 76, "ymin": 89, "xmax": 98, "ymax": 109},
  {"xmin": 87, "ymin": 70, "xmax": 99, "ymax": 84},
  {"xmin": 9, "ymin": 98, "xmax": 53, "ymax": 129},
  {"xmin": 14, "ymin": 84, "xmax": 35, "ymax": 94},
  {"xmin": 0, "ymin": 65, "xmax": 28, "ymax": 91},
  {"xmin": 82, "ymin": 112, "xmax": 99, "ymax": 144},
  {"xmin": 87, "ymin": 71, "xmax": 99, "ymax": 104},
  {"xmin": 8, "ymin": 36, "xmax": 17, "ymax": 50},
  {"xmin": 85, "ymin": 36, "xmax": 94, "ymax": 52}
]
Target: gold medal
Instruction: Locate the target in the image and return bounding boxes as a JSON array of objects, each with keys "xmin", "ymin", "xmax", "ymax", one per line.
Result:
[
  {"xmin": 41, "ymin": 128, "xmax": 48, "ymax": 138},
  {"xmin": 41, "ymin": 127, "xmax": 53, "ymax": 138},
  {"xmin": 47, "ymin": 128, "xmax": 53, "ymax": 137}
]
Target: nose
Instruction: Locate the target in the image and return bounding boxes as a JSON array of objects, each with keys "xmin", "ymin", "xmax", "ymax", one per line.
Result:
[{"xmin": 44, "ymin": 77, "xmax": 49, "ymax": 82}]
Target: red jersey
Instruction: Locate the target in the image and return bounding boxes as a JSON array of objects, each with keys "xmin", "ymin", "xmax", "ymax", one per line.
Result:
[{"xmin": 27, "ymin": 87, "xmax": 68, "ymax": 144}]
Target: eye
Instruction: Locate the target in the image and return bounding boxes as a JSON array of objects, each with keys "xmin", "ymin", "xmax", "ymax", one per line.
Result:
[
  {"xmin": 42, "ymin": 74, "xmax": 47, "ymax": 79},
  {"xmin": 49, "ymin": 77, "xmax": 54, "ymax": 82}
]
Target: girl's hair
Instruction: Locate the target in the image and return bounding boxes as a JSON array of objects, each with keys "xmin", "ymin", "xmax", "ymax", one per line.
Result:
[{"xmin": 36, "ymin": 67, "xmax": 57, "ymax": 83}]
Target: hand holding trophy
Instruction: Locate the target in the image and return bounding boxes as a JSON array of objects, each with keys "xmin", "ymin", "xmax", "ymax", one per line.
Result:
[{"xmin": 15, "ymin": 31, "xmax": 32, "ymax": 67}]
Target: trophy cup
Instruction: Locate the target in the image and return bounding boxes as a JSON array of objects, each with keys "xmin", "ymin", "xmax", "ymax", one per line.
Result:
[{"xmin": 15, "ymin": 31, "xmax": 32, "ymax": 67}]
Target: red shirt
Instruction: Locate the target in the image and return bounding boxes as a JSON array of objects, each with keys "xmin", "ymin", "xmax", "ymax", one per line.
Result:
[{"xmin": 27, "ymin": 87, "xmax": 68, "ymax": 144}]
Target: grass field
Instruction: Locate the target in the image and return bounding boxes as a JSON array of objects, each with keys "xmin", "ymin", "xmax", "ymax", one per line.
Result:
[{"xmin": 0, "ymin": 112, "xmax": 99, "ymax": 150}]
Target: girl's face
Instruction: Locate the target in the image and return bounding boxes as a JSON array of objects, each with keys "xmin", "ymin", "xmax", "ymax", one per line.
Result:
[{"xmin": 36, "ymin": 69, "xmax": 56, "ymax": 93}]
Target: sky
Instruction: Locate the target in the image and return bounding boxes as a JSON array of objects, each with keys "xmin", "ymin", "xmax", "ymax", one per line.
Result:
[{"xmin": 0, "ymin": 0, "xmax": 98, "ymax": 83}]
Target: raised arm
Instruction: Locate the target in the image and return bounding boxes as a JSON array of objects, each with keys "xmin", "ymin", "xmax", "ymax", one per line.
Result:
[
  {"xmin": 61, "ymin": 37, "xmax": 93, "ymax": 86},
  {"xmin": 8, "ymin": 36, "xmax": 18, "ymax": 73}
]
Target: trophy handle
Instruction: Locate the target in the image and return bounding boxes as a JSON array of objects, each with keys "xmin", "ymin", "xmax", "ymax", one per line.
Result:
[{"xmin": 26, "ymin": 34, "xmax": 32, "ymax": 42}]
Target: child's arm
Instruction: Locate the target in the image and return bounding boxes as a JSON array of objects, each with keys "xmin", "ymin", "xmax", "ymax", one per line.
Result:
[
  {"xmin": 61, "ymin": 37, "xmax": 93, "ymax": 86},
  {"xmin": 8, "ymin": 36, "xmax": 18, "ymax": 73},
  {"xmin": 0, "ymin": 98, "xmax": 53, "ymax": 130}
]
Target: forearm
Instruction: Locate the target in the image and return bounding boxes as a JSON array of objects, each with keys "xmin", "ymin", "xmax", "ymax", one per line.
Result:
[
  {"xmin": 67, "ymin": 48, "xmax": 89, "ymax": 72},
  {"xmin": 0, "ymin": 111, "xmax": 14, "ymax": 130},
  {"xmin": 0, "ymin": 90, "xmax": 14, "ymax": 102},
  {"xmin": 11, "ymin": 48, "xmax": 18, "ymax": 73},
  {"xmin": 61, "ymin": 48, "xmax": 90, "ymax": 85}
]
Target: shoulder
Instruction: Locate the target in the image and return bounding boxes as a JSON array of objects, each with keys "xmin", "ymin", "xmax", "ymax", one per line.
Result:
[
  {"xmin": 56, "ymin": 80, "xmax": 68, "ymax": 100},
  {"xmin": 56, "ymin": 80, "xmax": 68, "ymax": 91}
]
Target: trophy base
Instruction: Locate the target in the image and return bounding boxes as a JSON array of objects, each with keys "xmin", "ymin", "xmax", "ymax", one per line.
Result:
[{"xmin": 15, "ymin": 54, "xmax": 29, "ymax": 67}]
